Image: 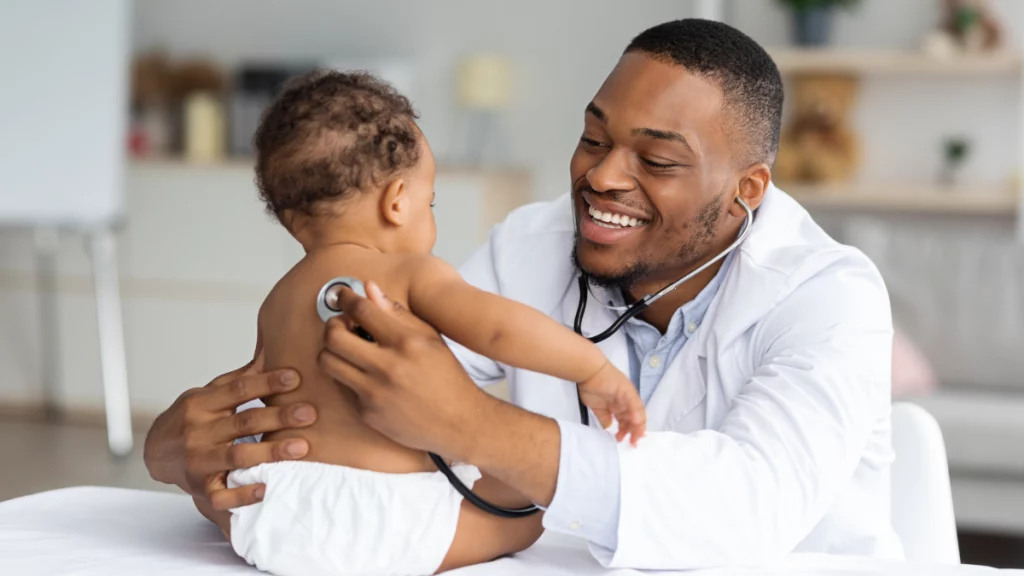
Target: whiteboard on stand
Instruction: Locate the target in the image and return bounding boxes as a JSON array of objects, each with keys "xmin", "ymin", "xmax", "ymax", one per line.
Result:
[{"xmin": 0, "ymin": 0, "xmax": 129, "ymax": 227}]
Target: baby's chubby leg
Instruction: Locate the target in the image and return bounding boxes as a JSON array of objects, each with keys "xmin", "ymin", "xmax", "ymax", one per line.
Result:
[{"xmin": 438, "ymin": 475, "xmax": 545, "ymax": 572}]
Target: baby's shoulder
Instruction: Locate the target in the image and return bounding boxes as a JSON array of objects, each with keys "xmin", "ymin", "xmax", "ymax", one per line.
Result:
[
  {"xmin": 392, "ymin": 253, "xmax": 460, "ymax": 285},
  {"xmin": 308, "ymin": 249, "xmax": 428, "ymax": 303}
]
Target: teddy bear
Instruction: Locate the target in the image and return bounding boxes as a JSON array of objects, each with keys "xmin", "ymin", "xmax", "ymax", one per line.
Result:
[{"xmin": 773, "ymin": 74, "xmax": 861, "ymax": 184}]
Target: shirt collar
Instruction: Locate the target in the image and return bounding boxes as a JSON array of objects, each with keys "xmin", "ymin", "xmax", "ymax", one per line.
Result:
[{"xmin": 615, "ymin": 249, "xmax": 735, "ymax": 341}]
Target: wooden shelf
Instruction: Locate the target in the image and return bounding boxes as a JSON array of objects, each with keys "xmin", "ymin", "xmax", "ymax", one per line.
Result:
[
  {"xmin": 128, "ymin": 157, "xmax": 529, "ymax": 178},
  {"xmin": 784, "ymin": 183, "xmax": 1020, "ymax": 216},
  {"xmin": 770, "ymin": 48, "xmax": 1021, "ymax": 76},
  {"xmin": 130, "ymin": 156, "xmax": 255, "ymax": 169}
]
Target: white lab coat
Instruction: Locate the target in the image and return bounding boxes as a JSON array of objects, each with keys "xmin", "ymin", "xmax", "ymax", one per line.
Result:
[{"xmin": 451, "ymin": 184, "xmax": 904, "ymax": 569}]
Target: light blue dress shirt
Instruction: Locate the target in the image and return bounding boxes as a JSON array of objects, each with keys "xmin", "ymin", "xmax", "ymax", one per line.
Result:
[{"xmin": 543, "ymin": 252, "xmax": 734, "ymax": 551}]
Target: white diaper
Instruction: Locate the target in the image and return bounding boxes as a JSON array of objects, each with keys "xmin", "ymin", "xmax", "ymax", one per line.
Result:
[{"xmin": 227, "ymin": 461, "xmax": 481, "ymax": 576}]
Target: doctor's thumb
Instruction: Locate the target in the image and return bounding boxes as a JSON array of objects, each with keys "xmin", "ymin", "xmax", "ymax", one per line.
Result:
[{"xmin": 365, "ymin": 281, "xmax": 403, "ymax": 315}]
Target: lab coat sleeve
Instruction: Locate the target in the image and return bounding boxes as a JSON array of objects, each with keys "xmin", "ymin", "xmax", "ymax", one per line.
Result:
[
  {"xmin": 446, "ymin": 231, "xmax": 506, "ymax": 387},
  {"xmin": 599, "ymin": 256, "xmax": 893, "ymax": 569},
  {"xmin": 542, "ymin": 420, "xmax": 622, "ymax": 550}
]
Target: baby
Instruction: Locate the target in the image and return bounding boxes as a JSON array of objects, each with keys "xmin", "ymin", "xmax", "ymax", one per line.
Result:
[{"xmin": 226, "ymin": 70, "xmax": 645, "ymax": 576}]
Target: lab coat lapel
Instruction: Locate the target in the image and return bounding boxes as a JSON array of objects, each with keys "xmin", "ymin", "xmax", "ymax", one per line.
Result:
[{"xmin": 708, "ymin": 184, "xmax": 828, "ymax": 346}]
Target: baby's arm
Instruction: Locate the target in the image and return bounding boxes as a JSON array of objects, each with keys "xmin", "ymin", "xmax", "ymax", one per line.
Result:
[
  {"xmin": 407, "ymin": 257, "xmax": 645, "ymax": 441},
  {"xmin": 408, "ymin": 258, "xmax": 606, "ymax": 385}
]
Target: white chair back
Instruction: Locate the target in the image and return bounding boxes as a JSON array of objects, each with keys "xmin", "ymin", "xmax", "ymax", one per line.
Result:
[{"xmin": 890, "ymin": 402, "xmax": 960, "ymax": 564}]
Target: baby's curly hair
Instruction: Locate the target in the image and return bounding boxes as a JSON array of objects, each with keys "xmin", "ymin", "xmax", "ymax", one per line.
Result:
[{"xmin": 254, "ymin": 69, "xmax": 421, "ymax": 221}]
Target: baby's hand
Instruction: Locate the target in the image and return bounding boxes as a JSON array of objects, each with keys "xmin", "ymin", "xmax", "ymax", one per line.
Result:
[{"xmin": 578, "ymin": 361, "xmax": 647, "ymax": 446}]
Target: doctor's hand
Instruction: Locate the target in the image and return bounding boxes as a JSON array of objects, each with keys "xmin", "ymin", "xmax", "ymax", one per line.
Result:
[
  {"xmin": 578, "ymin": 361, "xmax": 647, "ymax": 446},
  {"xmin": 318, "ymin": 282, "xmax": 492, "ymax": 460},
  {"xmin": 143, "ymin": 356, "xmax": 318, "ymax": 511}
]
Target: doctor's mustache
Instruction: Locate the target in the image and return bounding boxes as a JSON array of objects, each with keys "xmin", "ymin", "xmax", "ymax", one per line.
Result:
[{"xmin": 572, "ymin": 183, "xmax": 652, "ymax": 215}]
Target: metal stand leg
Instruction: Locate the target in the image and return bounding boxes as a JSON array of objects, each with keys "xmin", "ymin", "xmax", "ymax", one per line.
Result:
[
  {"xmin": 33, "ymin": 228, "xmax": 62, "ymax": 421},
  {"xmin": 88, "ymin": 227, "xmax": 133, "ymax": 456}
]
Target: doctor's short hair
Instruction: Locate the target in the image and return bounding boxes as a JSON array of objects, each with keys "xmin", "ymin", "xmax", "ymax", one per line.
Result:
[
  {"xmin": 626, "ymin": 19, "xmax": 784, "ymax": 166},
  {"xmin": 253, "ymin": 69, "xmax": 421, "ymax": 221}
]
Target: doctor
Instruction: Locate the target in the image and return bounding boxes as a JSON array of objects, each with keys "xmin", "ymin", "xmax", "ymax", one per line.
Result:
[{"xmin": 144, "ymin": 19, "xmax": 901, "ymax": 569}]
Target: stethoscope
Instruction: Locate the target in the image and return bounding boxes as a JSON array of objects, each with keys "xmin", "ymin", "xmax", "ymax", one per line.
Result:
[{"xmin": 316, "ymin": 196, "xmax": 754, "ymax": 518}]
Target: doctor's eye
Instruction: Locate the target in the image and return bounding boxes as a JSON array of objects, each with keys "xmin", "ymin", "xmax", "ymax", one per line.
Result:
[{"xmin": 640, "ymin": 157, "xmax": 676, "ymax": 170}]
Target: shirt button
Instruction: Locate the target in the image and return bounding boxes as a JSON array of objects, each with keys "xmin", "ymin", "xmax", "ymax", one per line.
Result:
[
  {"xmin": 569, "ymin": 520, "xmax": 583, "ymax": 531},
  {"xmin": 648, "ymin": 355, "xmax": 662, "ymax": 368},
  {"xmin": 687, "ymin": 321, "xmax": 698, "ymax": 333}
]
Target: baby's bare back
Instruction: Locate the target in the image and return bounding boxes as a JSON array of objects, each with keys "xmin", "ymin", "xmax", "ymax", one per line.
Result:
[
  {"xmin": 259, "ymin": 245, "xmax": 432, "ymax": 473},
  {"xmin": 258, "ymin": 245, "xmax": 546, "ymax": 569}
]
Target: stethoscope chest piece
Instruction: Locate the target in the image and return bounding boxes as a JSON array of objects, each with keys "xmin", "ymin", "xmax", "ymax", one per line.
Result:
[{"xmin": 317, "ymin": 277, "xmax": 368, "ymax": 323}]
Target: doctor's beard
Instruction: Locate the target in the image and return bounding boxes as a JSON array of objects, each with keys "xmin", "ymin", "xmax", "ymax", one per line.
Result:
[{"xmin": 572, "ymin": 191, "xmax": 723, "ymax": 293}]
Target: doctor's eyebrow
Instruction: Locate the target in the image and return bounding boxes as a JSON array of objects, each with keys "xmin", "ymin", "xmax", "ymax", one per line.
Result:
[
  {"xmin": 586, "ymin": 102, "xmax": 697, "ymax": 157},
  {"xmin": 585, "ymin": 102, "xmax": 606, "ymax": 122},
  {"xmin": 633, "ymin": 127, "xmax": 696, "ymax": 156}
]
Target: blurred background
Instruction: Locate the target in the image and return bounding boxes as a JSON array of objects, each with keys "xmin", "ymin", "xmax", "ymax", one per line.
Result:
[{"xmin": 0, "ymin": 0, "xmax": 1022, "ymax": 567}]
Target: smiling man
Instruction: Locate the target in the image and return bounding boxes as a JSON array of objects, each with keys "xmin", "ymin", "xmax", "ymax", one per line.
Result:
[{"xmin": 145, "ymin": 19, "xmax": 901, "ymax": 569}]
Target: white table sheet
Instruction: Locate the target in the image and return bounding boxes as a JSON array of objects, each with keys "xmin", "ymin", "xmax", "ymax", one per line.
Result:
[{"xmin": 0, "ymin": 486, "xmax": 1018, "ymax": 576}]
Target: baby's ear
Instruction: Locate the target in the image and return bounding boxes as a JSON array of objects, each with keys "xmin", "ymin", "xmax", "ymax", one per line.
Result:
[
  {"xmin": 381, "ymin": 178, "xmax": 408, "ymax": 226},
  {"xmin": 278, "ymin": 209, "xmax": 299, "ymax": 231}
]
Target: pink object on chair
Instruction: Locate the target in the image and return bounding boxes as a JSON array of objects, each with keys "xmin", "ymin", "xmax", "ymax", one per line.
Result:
[{"xmin": 891, "ymin": 328, "xmax": 937, "ymax": 398}]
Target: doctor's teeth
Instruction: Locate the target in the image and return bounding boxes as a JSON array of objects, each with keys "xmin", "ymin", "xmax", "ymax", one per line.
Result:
[{"xmin": 587, "ymin": 205, "xmax": 647, "ymax": 228}]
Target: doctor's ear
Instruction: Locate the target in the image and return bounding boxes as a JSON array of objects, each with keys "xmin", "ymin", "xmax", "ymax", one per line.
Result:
[
  {"xmin": 730, "ymin": 163, "xmax": 770, "ymax": 217},
  {"xmin": 380, "ymin": 178, "xmax": 410, "ymax": 226}
]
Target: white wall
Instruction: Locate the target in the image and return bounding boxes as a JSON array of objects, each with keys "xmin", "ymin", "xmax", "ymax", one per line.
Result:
[
  {"xmin": 730, "ymin": 0, "xmax": 1023, "ymax": 186},
  {"xmin": 132, "ymin": 0, "xmax": 695, "ymax": 201}
]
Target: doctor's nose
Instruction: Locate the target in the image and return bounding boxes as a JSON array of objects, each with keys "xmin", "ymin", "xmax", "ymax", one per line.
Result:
[{"xmin": 586, "ymin": 148, "xmax": 635, "ymax": 194}]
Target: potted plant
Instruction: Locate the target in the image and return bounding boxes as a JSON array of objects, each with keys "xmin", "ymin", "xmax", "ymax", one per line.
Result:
[
  {"xmin": 776, "ymin": 0, "xmax": 862, "ymax": 46},
  {"xmin": 939, "ymin": 136, "xmax": 971, "ymax": 186}
]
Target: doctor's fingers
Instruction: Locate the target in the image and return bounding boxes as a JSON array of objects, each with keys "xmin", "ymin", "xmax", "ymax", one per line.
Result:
[
  {"xmin": 205, "ymin": 403, "xmax": 318, "ymax": 444},
  {"xmin": 190, "ymin": 369, "xmax": 302, "ymax": 415},
  {"xmin": 323, "ymin": 317, "xmax": 389, "ymax": 372},
  {"xmin": 187, "ymin": 438, "xmax": 310, "ymax": 487},
  {"xmin": 205, "ymin": 356, "xmax": 261, "ymax": 389},
  {"xmin": 317, "ymin": 347, "xmax": 381, "ymax": 401},
  {"xmin": 210, "ymin": 484, "xmax": 266, "ymax": 511},
  {"xmin": 333, "ymin": 285, "xmax": 423, "ymax": 348},
  {"xmin": 366, "ymin": 281, "xmax": 441, "ymax": 340}
]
